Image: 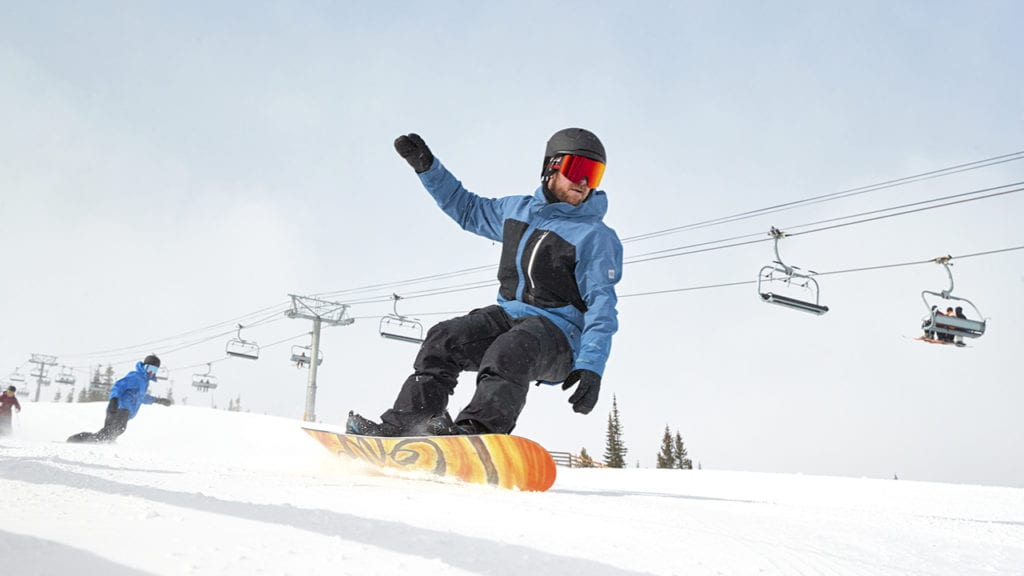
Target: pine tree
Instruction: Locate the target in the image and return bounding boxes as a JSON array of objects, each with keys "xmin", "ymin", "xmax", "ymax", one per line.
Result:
[
  {"xmin": 54, "ymin": 390, "xmax": 62, "ymax": 402},
  {"xmin": 603, "ymin": 395, "xmax": 627, "ymax": 468},
  {"xmin": 578, "ymin": 447, "xmax": 595, "ymax": 468},
  {"xmin": 103, "ymin": 365, "xmax": 116, "ymax": 386},
  {"xmin": 84, "ymin": 366, "xmax": 100, "ymax": 402},
  {"xmin": 66, "ymin": 389, "xmax": 74, "ymax": 402},
  {"xmin": 86, "ymin": 366, "xmax": 103, "ymax": 402},
  {"xmin": 166, "ymin": 387, "xmax": 175, "ymax": 405},
  {"xmin": 673, "ymin": 431, "xmax": 693, "ymax": 469},
  {"xmin": 656, "ymin": 425, "xmax": 675, "ymax": 468},
  {"xmin": 86, "ymin": 365, "xmax": 116, "ymax": 402}
]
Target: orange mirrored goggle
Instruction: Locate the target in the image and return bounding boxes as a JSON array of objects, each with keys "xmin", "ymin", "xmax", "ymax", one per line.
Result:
[{"xmin": 549, "ymin": 154, "xmax": 606, "ymax": 189}]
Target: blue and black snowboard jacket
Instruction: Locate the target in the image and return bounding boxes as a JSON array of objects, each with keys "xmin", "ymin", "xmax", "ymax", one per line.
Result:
[
  {"xmin": 109, "ymin": 362, "xmax": 158, "ymax": 419},
  {"xmin": 417, "ymin": 158, "xmax": 623, "ymax": 377}
]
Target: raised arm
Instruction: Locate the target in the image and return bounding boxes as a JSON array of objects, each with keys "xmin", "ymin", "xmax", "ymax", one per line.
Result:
[{"xmin": 395, "ymin": 133, "xmax": 510, "ymax": 241}]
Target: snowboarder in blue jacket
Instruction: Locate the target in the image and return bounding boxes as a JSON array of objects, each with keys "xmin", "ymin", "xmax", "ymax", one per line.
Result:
[
  {"xmin": 67, "ymin": 354, "xmax": 172, "ymax": 443},
  {"xmin": 348, "ymin": 128, "xmax": 622, "ymax": 436}
]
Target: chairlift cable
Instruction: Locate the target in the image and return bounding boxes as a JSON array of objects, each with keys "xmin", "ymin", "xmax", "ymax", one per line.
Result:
[
  {"xmin": 166, "ymin": 332, "xmax": 313, "ymax": 373},
  {"xmin": 622, "ymin": 149, "xmax": 1024, "ymax": 243},
  {"xmin": 627, "ymin": 181, "xmax": 1023, "ymax": 264},
  {"xmin": 616, "ymin": 244, "xmax": 1024, "ymax": 299},
  {"xmin": 326, "ymin": 179, "xmax": 1024, "ymax": 302},
  {"xmin": 627, "ymin": 183, "xmax": 1024, "ymax": 265},
  {"xmin": 341, "ymin": 236, "xmax": 1024, "ymax": 308},
  {"xmin": 620, "ymin": 279, "xmax": 758, "ymax": 299},
  {"xmin": 57, "ymin": 301, "xmax": 291, "ymax": 360},
  {"xmin": 351, "ymin": 310, "xmax": 471, "ymax": 321},
  {"xmin": 36, "ymin": 245, "xmax": 1024, "ymax": 372},
  {"xmin": 309, "ymin": 151, "xmax": 1024, "ymax": 300},
  {"xmin": 951, "ymin": 245, "xmax": 1024, "ymax": 259},
  {"xmin": 777, "ymin": 181, "xmax": 1023, "ymax": 235},
  {"xmin": 312, "ymin": 264, "xmax": 496, "ymax": 299},
  {"xmin": 342, "ymin": 280, "xmax": 499, "ymax": 305},
  {"xmin": 338, "ymin": 241, "xmax": 1024, "ymax": 306},
  {"xmin": 58, "ymin": 306, "xmax": 291, "ymax": 370},
  {"xmin": 787, "ymin": 184, "xmax": 1024, "ymax": 238},
  {"xmin": 38, "ymin": 156, "xmax": 1024, "ymax": 367},
  {"xmin": 72, "ymin": 234, "xmax": 1024, "ymax": 366}
]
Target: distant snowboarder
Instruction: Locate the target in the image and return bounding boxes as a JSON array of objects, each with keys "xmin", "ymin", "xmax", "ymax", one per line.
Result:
[
  {"xmin": 67, "ymin": 355, "xmax": 172, "ymax": 443},
  {"xmin": 0, "ymin": 385, "xmax": 22, "ymax": 436}
]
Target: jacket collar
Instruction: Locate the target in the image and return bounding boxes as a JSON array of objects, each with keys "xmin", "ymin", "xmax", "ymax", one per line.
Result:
[
  {"xmin": 532, "ymin": 186, "xmax": 609, "ymax": 220},
  {"xmin": 135, "ymin": 361, "xmax": 157, "ymax": 381}
]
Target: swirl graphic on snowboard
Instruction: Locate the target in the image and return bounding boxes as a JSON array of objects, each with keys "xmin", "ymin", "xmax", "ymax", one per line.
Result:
[{"xmin": 304, "ymin": 429, "xmax": 556, "ymax": 491}]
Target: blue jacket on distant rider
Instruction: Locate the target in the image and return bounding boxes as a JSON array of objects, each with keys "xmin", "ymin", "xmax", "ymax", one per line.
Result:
[
  {"xmin": 110, "ymin": 361, "xmax": 159, "ymax": 419},
  {"xmin": 66, "ymin": 354, "xmax": 172, "ymax": 444}
]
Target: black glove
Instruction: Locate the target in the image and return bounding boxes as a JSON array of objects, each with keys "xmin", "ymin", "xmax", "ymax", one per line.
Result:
[
  {"xmin": 561, "ymin": 369, "xmax": 601, "ymax": 414},
  {"xmin": 153, "ymin": 397, "xmax": 172, "ymax": 407},
  {"xmin": 394, "ymin": 133, "xmax": 434, "ymax": 173}
]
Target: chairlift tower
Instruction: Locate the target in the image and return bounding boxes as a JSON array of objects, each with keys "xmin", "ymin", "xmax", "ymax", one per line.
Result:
[
  {"xmin": 286, "ymin": 294, "xmax": 354, "ymax": 422},
  {"xmin": 28, "ymin": 353, "xmax": 58, "ymax": 402}
]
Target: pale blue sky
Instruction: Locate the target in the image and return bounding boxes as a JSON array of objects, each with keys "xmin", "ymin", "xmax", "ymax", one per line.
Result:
[{"xmin": 2, "ymin": 1, "xmax": 1022, "ymax": 485}]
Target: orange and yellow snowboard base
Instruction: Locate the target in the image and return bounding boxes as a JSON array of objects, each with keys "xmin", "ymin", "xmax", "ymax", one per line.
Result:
[{"xmin": 303, "ymin": 428, "xmax": 557, "ymax": 491}]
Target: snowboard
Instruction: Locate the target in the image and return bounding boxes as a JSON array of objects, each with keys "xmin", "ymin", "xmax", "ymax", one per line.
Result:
[
  {"xmin": 914, "ymin": 336, "xmax": 968, "ymax": 347},
  {"xmin": 67, "ymin": 432, "xmax": 105, "ymax": 443},
  {"xmin": 303, "ymin": 428, "xmax": 557, "ymax": 491}
]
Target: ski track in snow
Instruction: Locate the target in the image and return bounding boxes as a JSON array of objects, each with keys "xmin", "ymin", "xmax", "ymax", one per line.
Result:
[{"xmin": 2, "ymin": 403, "xmax": 1022, "ymax": 576}]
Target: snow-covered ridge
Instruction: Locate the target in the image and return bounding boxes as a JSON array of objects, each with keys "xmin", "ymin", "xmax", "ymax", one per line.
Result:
[{"xmin": 2, "ymin": 403, "xmax": 1022, "ymax": 575}]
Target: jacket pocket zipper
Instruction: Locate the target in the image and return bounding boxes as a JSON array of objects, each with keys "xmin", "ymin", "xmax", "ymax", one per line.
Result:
[{"xmin": 526, "ymin": 230, "xmax": 550, "ymax": 292}]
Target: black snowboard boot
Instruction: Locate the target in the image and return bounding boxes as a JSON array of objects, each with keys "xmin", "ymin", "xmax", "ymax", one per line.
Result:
[
  {"xmin": 423, "ymin": 412, "xmax": 487, "ymax": 436},
  {"xmin": 346, "ymin": 411, "xmax": 400, "ymax": 437},
  {"xmin": 67, "ymin": 432, "xmax": 97, "ymax": 443}
]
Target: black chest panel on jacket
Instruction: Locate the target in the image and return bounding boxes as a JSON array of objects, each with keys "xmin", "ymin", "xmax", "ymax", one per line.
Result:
[{"xmin": 498, "ymin": 219, "xmax": 586, "ymax": 312}]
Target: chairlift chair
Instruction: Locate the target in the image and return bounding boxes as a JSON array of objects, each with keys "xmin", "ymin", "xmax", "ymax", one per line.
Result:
[
  {"xmin": 7, "ymin": 371, "xmax": 25, "ymax": 384},
  {"xmin": 225, "ymin": 324, "xmax": 260, "ymax": 360},
  {"xmin": 191, "ymin": 363, "xmax": 219, "ymax": 392},
  {"xmin": 757, "ymin": 227, "xmax": 829, "ymax": 315},
  {"xmin": 379, "ymin": 294, "xmax": 425, "ymax": 345},
  {"xmin": 156, "ymin": 367, "xmax": 170, "ymax": 381},
  {"xmin": 55, "ymin": 367, "xmax": 76, "ymax": 386},
  {"xmin": 291, "ymin": 345, "xmax": 322, "ymax": 368},
  {"xmin": 919, "ymin": 256, "xmax": 986, "ymax": 346}
]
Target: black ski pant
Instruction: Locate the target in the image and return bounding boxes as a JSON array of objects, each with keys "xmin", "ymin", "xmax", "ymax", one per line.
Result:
[
  {"xmin": 68, "ymin": 399, "xmax": 130, "ymax": 443},
  {"xmin": 381, "ymin": 305, "xmax": 573, "ymax": 434}
]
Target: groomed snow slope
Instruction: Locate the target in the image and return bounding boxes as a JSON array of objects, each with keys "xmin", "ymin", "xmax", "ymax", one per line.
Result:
[{"xmin": 1, "ymin": 402, "xmax": 1021, "ymax": 575}]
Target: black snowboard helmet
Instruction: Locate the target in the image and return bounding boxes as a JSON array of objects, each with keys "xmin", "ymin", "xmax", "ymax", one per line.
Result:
[
  {"xmin": 143, "ymin": 354, "xmax": 161, "ymax": 368},
  {"xmin": 544, "ymin": 128, "xmax": 606, "ymax": 166},
  {"xmin": 541, "ymin": 128, "xmax": 606, "ymax": 202}
]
